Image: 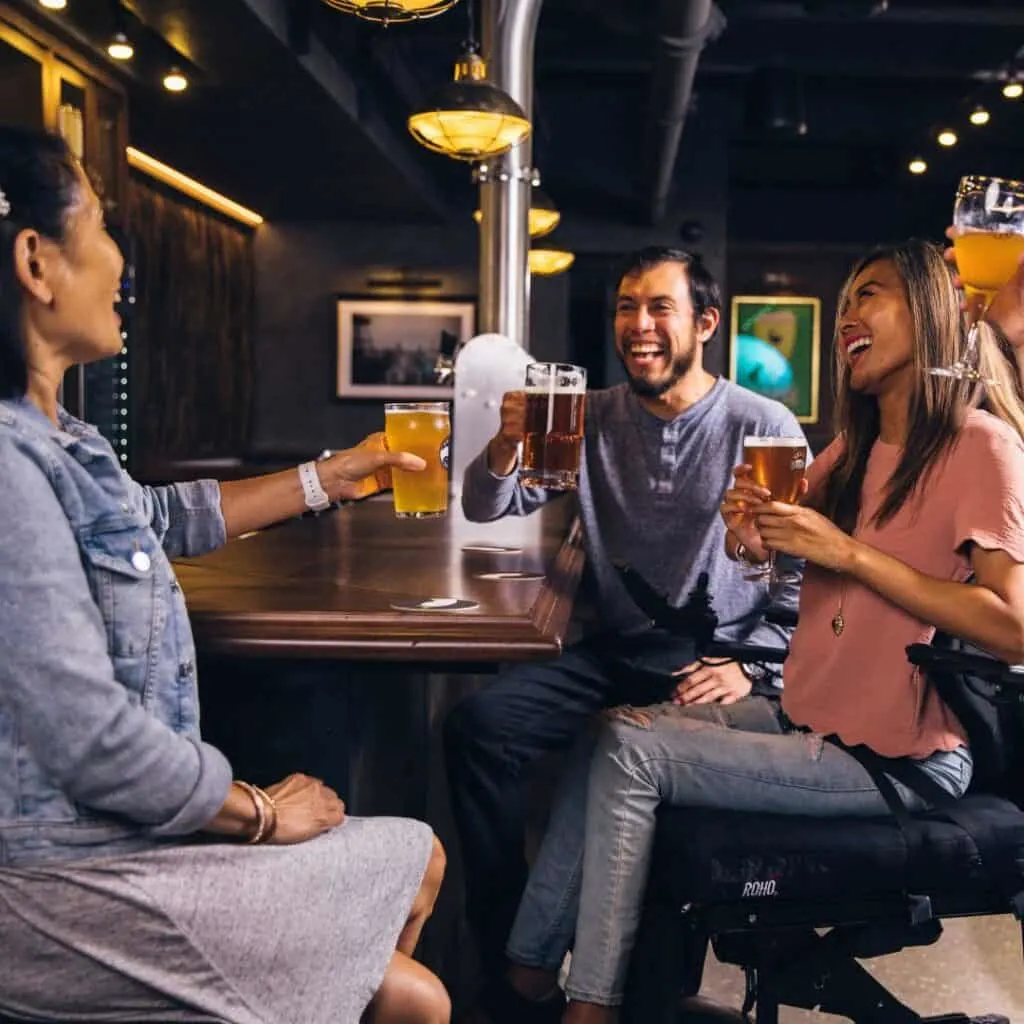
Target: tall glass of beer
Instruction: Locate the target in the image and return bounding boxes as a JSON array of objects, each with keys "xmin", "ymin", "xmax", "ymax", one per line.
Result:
[
  {"xmin": 384, "ymin": 402, "xmax": 450, "ymax": 518},
  {"xmin": 741, "ymin": 435, "xmax": 807, "ymax": 586},
  {"xmin": 930, "ymin": 174, "xmax": 1024, "ymax": 381},
  {"xmin": 520, "ymin": 363, "xmax": 587, "ymax": 490}
]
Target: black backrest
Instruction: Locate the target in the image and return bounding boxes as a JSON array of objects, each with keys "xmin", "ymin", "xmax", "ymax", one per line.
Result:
[{"xmin": 913, "ymin": 634, "xmax": 1024, "ymax": 808}]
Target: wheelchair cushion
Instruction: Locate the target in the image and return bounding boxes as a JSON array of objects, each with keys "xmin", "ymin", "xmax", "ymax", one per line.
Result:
[{"xmin": 649, "ymin": 795, "xmax": 1024, "ymax": 910}]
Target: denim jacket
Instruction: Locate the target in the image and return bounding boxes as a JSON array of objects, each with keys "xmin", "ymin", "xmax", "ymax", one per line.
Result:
[{"xmin": 0, "ymin": 398, "xmax": 233, "ymax": 867}]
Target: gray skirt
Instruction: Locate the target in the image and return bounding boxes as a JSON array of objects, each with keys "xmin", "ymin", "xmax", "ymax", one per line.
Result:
[{"xmin": 0, "ymin": 816, "xmax": 434, "ymax": 1023}]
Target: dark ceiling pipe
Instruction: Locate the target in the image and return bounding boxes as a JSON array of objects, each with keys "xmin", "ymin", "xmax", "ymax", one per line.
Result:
[{"xmin": 640, "ymin": 0, "xmax": 725, "ymax": 225}]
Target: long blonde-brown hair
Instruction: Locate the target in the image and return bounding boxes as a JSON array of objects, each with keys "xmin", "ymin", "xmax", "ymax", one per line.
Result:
[{"xmin": 814, "ymin": 239, "xmax": 1024, "ymax": 535}]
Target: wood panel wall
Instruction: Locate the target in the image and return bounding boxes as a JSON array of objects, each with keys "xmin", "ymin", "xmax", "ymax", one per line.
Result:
[{"xmin": 127, "ymin": 176, "xmax": 255, "ymax": 464}]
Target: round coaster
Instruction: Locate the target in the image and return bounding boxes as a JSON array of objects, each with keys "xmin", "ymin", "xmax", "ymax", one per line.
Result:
[
  {"xmin": 474, "ymin": 571, "xmax": 545, "ymax": 582},
  {"xmin": 389, "ymin": 597, "xmax": 480, "ymax": 613},
  {"xmin": 461, "ymin": 544, "xmax": 524, "ymax": 554}
]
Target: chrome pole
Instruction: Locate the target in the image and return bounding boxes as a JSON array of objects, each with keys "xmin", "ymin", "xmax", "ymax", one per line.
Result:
[{"xmin": 478, "ymin": 0, "xmax": 544, "ymax": 347}]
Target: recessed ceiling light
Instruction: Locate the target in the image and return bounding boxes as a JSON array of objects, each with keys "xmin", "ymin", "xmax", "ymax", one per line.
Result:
[
  {"xmin": 39, "ymin": 0, "xmax": 67, "ymax": 9},
  {"xmin": 937, "ymin": 129, "xmax": 958, "ymax": 147},
  {"xmin": 1004, "ymin": 81, "xmax": 1023, "ymax": 100},
  {"xmin": 969, "ymin": 106, "xmax": 990, "ymax": 126},
  {"xmin": 908, "ymin": 158, "xmax": 928, "ymax": 175}
]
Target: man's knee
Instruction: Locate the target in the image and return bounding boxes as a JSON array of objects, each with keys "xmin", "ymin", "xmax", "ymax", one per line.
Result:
[{"xmin": 443, "ymin": 683, "xmax": 511, "ymax": 763}]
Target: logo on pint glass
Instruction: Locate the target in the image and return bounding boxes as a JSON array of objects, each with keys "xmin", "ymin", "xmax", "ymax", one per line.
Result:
[
  {"xmin": 440, "ymin": 438, "xmax": 450, "ymax": 470},
  {"xmin": 790, "ymin": 453, "xmax": 806, "ymax": 472}
]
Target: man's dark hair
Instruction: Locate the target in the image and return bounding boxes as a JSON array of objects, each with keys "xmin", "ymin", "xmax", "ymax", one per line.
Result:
[
  {"xmin": 614, "ymin": 246, "xmax": 722, "ymax": 337},
  {"xmin": 0, "ymin": 127, "xmax": 81, "ymax": 398}
]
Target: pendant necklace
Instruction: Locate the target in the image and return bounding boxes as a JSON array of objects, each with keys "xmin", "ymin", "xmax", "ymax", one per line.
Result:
[{"xmin": 832, "ymin": 578, "xmax": 846, "ymax": 637}]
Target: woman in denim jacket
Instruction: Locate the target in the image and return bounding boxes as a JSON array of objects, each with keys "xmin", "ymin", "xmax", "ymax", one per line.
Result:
[{"xmin": 0, "ymin": 127, "xmax": 449, "ymax": 1024}]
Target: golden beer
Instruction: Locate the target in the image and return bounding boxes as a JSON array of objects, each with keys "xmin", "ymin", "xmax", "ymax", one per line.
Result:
[
  {"xmin": 743, "ymin": 436, "xmax": 807, "ymax": 503},
  {"xmin": 953, "ymin": 231, "xmax": 1024, "ymax": 304},
  {"xmin": 520, "ymin": 363, "xmax": 587, "ymax": 490},
  {"xmin": 384, "ymin": 402, "xmax": 450, "ymax": 518}
]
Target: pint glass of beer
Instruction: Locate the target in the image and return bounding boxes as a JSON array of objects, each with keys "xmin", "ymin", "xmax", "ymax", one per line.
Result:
[
  {"xmin": 520, "ymin": 363, "xmax": 587, "ymax": 490},
  {"xmin": 741, "ymin": 436, "xmax": 807, "ymax": 585},
  {"xmin": 384, "ymin": 402, "xmax": 451, "ymax": 518}
]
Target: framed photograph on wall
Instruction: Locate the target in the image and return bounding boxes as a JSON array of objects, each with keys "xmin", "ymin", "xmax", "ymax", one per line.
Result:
[
  {"xmin": 729, "ymin": 295, "xmax": 822, "ymax": 424},
  {"xmin": 336, "ymin": 297, "xmax": 476, "ymax": 399}
]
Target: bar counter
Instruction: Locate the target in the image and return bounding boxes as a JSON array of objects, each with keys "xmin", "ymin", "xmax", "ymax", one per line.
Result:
[{"xmin": 174, "ymin": 495, "xmax": 584, "ymax": 661}]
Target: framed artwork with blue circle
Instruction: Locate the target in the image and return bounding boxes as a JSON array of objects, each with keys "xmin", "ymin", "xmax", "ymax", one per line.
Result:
[{"xmin": 729, "ymin": 295, "xmax": 821, "ymax": 424}]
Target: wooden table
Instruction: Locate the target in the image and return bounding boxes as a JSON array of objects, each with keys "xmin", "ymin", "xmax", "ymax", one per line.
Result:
[{"xmin": 174, "ymin": 496, "xmax": 585, "ymax": 662}]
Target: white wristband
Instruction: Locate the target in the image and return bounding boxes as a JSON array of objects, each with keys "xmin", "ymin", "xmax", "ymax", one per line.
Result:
[{"xmin": 298, "ymin": 461, "xmax": 331, "ymax": 512}]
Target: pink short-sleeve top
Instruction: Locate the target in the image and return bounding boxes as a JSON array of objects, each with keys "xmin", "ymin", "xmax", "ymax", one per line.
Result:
[{"xmin": 782, "ymin": 410, "xmax": 1024, "ymax": 758}]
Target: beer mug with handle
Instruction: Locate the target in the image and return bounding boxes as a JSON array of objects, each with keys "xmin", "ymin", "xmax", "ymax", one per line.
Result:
[
  {"xmin": 384, "ymin": 402, "xmax": 451, "ymax": 518},
  {"xmin": 519, "ymin": 363, "xmax": 587, "ymax": 490}
]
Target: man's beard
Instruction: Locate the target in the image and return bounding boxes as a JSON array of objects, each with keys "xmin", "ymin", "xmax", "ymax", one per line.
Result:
[{"xmin": 617, "ymin": 346, "xmax": 696, "ymax": 398}]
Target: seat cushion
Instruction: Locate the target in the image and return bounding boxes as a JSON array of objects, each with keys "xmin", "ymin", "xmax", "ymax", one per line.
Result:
[{"xmin": 648, "ymin": 794, "xmax": 1024, "ymax": 910}]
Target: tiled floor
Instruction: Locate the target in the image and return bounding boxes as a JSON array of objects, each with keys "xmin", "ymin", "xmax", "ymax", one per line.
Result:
[{"xmin": 698, "ymin": 914, "xmax": 1024, "ymax": 1020}]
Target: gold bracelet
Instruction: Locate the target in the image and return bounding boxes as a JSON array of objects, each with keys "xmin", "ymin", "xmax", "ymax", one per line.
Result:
[
  {"xmin": 252, "ymin": 784, "xmax": 278, "ymax": 843},
  {"xmin": 235, "ymin": 780, "xmax": 275, "ymax": 844}
]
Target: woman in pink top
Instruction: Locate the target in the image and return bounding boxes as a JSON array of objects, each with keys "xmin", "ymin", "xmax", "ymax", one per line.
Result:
[{"xmin": 496, "ymin": 240, "xmax": 1024, "ymax": 1024}]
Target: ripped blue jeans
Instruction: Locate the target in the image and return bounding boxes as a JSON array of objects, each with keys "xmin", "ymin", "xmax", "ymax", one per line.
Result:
[{"xmin": 505, "ymin": 696, "xmax": 972, "ymax": 1007}]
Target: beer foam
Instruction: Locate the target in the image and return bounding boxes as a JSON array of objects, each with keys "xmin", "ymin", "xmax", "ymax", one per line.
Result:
[
  {"xmin": 742, "ymin": 436, "xmax": 805, "ymax": 447},
  {"xmin": 524, "ymin": 384, "xmax": 586, "ymax": 395}
]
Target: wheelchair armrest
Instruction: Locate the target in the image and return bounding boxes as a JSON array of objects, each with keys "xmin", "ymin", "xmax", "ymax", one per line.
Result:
[
  {"xmin": 906, "ymin": 642, "xmax": 1024, "ymax": 690},
  {"xmin": 702, "ymin": 640, "xmax": 789, "ymax": 665}
]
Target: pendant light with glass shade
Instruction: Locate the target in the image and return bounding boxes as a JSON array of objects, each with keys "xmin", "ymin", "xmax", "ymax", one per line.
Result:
[
  {"xmin": 321, "ymin": 0, "xmax": 461, "ymax": 24},
  {"xmin": 529, "ymin": 248, "xmax": 575, "ymax": 276},
  {"xmin": 474, "ymin": 187, "xmax": 560, "ymax": 239},
  {"xmin": 408, "ymin": 0, "xmax": 530, "ymax": 161}
]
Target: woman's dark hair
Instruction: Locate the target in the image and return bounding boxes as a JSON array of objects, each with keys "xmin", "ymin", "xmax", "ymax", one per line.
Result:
[
  {"xmin": 614, "ymin": 246, "xmax": 722, "ymax": 338},
  {"xmin": 0, "ymin": 127, "xmax": 81, "ymax": 398},
  {"xmin": 812, "ymin": 239, "xmax": 969, "ymax": 534}
]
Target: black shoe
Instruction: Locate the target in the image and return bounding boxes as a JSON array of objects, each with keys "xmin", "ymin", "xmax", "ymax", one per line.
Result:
[
  {"xmin": 677, "ymin": 995, "xmax": 749, "ymax": 1023},
  {"xmin": 476, "ymin": 974, "xmax": 564, "ymax": 1024}
]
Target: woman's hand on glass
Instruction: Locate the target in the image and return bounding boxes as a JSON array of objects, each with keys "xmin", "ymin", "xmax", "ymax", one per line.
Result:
[
  {"xmin": 262, "ymin": 773, "xmax": 346, "ymax": 845},
  {"xmin": 323, "ymin": 432, "xmax": 426, "ymax": 501},
  {"xmin": 755, "ymin": 501, "xmax": 854, "ymax": 573},
  {"xmin": 720, "ymin": 465, "xmax": 775, "ymax": 563}
]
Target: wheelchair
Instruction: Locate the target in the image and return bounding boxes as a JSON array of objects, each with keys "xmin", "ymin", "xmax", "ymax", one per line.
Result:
[{"xmin": 614, "ymin": 567, "xmax": 1024, "ymax": 1024}]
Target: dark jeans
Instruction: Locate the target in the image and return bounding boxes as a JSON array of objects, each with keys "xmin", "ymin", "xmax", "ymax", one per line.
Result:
[{"xmin": 442, "ymin": 629, "xmax": 697, "ymax": 976}]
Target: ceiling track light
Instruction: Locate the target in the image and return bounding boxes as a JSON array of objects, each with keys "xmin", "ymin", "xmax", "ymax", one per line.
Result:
[
  {"xmin": 969, "ymin": 105, "xmax": 990, "ymax": 126},
  {"xmin": 1003, "ymin": 80, "xmax": 1023, "ymax": 100}
]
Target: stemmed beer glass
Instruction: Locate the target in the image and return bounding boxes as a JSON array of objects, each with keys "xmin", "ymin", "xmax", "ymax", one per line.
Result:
[
  {"xmin": 742, "ymin": 436, "xmax": 807, "ymax": 587},
  {"xmin": 928, "ymin": 175, "xmax": 1024, "ymax": 382}
]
